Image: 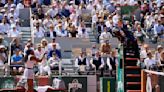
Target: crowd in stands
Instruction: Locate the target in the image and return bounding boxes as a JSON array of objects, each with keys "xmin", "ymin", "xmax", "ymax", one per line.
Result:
[{"xmin": 0, "ymin": 0, "xmax": 163, "ymax": 77}]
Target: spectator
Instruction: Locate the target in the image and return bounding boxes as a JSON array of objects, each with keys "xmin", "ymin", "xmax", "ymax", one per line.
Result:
[
  {"xmin": 36, "ymin": 8, "xmax": 44, "ymax": 20},
  {"xmin": 8, "ymin": 15, "xmax": 15, "ymax": 24},
  {"xmin": 56, "ymin": 23, "xmax": 67, "ymax": 37},
  {"xmin": 34, "ymin": 44, "xmax": 45, "ymax": 59},
  {"xmin": 99, "ymin": 26, "xmax": 112, "ymax": 43},
  {"xmin": 40, "ymin": 39, "xmax": 48, "ymax": 52},
  {"xmin": 154, "ymin": 19, "xmax": 164, "ymax": 39},
  {"xmin": 8, "ymin": 24, "xmax": 21, "ymax": 37},
  {"xmin": 43, "ymin": 13, "xmax": 53, "ymax": 30},
  {"xmin": 134, "ymin": 25, "xmax": 148, "ymax": 44},
  {"xmin": 48, "ymin": 38, "xmax": 61, "ymax": 51},
  {"xmin": 91, "ymin": 44, "xmax": 99, "ymax": 56},
  {"xmin": 160, "ymin": 51, "xmax": 164, "ymax": 66},
  {"xmin": 155, "ymin": 45, "xmax": 163, "ymax": 62},
  {"xmin": 96, "ymin": 18, "xmax": 104, "ymax": 34},
  {"xmin": 106, "ymin": 50, "xmax": 118, "ymax": 76},
  {"xmin": 0, "ymin": 0, "xmax": 4, "ymax": 7},
  {"xmin": 8, "ymin": 7, "xmax": 18, "ymax": 20},
  {"xmin": 48, "ymin": 43, "xmax": 61, "ymax": 59},
  {"xmin": 48, "ymin": 52, "xmax": 60, "ymax": 70},
  {"xmin": 45, "ymin": 24, "xmax": 56, "ymax": 38},
  {"xmin": 47, "ymin": 4, "xmax": 58, "ymax": 18},
  {"xmin": 0, "ymin": 18, "xmax": 10, "ymax": 34},
  {"xmin": 34, "ymin": 22, "xmax": 45, "ymax": 38},
  {"xmin": 0, "ymin": 45, "xmax": 7, "ymax": 66},
  {"xmin": 112, "ymin": 11, "xmax": 120, "ymax": 26},
  {"xmin": 16, "ymin": 0, "xmax": 24, "ymax": 10},
  {"xmin": 11, "ymin": 38, "xmax": 23, "ymax": 55},
  {"xmin": 68, "ymin": 25, "xmax": 78, "ymax": 38},
  {"xmin": 24, "ymin": 43, "xmax": 33, "ymax": 56},
  {"xmin": 90, "ymin": 51, "xmax": 105, "ymax": 76},
  {"xmin": 75, "ymin": 51, "xmax": 90, "ymax": 74},
  {"xmin": 144, "ymin": 51, "xmax": 160, "ymax": 70},
  {"xmin": 92, "ymin": 11, "xmax": 99, "ymax": 29},
  {"xmin": 77, "ymin": 23, "xmax": 89, "ymax": 38},
  {"xmin": 105, "ymin": 15, "xmax": 113, "ymax": 33},
  {"xmin": 11, "ymin": 49, "xmax": 24, "ymax": 74},
  {"xmin": 15, "ymin": 19, "xmax": 21, "ymax": 32},
  {"xmin": 140, "ymin": 44, "xmax": 149, "ymax": 62},
  {"xmin": 100, "ymin": 40, "xmax": 111, "ymax": 55},
  {"xmin": 86, "ymin": 0, "xmax": 93, "ymax": 10},
  {"xmin": 0, "ymin": 35, "xmax": 8, "ymax": 47}
]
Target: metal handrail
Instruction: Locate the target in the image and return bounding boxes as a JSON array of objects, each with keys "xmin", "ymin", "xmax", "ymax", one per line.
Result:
[{"xmin": 30, "ymin": 8, "xmax": 34, "ymax": 44}]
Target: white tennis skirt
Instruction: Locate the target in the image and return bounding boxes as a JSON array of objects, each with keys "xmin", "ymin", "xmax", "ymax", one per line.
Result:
[{"xmin": 22, "ymin": 68, "xmax": 34, "ymax": 79}]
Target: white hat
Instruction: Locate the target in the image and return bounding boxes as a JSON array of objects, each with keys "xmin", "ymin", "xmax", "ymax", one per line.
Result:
[
  {"xmin": 15, "ymin": 19, "xmax": 19, "ymax": 22},
  {"xmin": 10, "ymin": 14, "xmax": 14, "ymax": 18},
  {"xmin": 70, "ymin": 1, "xmax": 74, "ymax": 4},
  {"xmin": 4, "ymin": 4, "xmax": 8, "ymax": 8},
  {"xmin": 157, "ymin": 45, "xmax": 163, "ymax": 49},
  {"xmin": 4, "ymin": 14, "xmax": 7, "ymax": 17},
  {"xmin": 0, "ymin": 45, "xmax": 6, "ymax": 49},
  {"xmin": 11, "ymin": 4, "xmax": 16, "ymax": 8},
  {"xmin": 10, "ymin": 8, "xmax": 15, "ymax": 11},
  {"xmin": 0, "ymin": 9, "xmax": 6, "ymax": 12}
]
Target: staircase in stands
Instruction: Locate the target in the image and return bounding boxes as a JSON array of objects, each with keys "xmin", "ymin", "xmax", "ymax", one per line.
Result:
[
  {"xmin": 20, "ymin": 27, "xmax": 31, "ymax": 43},
  {"xmin": 124, "ymin": 47, "xmax": 141, "ymax": 92}
]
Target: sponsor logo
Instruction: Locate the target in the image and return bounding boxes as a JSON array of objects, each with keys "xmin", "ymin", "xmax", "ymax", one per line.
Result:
[{"xmin": 68, "ymin": 79, "xmax": 82, "ymax": 92}]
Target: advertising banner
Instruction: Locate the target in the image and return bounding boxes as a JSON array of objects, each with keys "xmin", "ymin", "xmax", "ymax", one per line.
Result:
[
  {"xmin": 51, "ymin": 76, "xmax": 87, "ymax": 92},
  {"xmin": 0, "ymin": 77, "xmax": 15, "ymax": 89}
]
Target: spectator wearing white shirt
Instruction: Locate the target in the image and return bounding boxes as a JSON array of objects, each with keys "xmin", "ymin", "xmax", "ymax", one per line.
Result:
[
  {"xmin": 9, "ymin": 15, "xmax": 15, "ymax": 25},
  {"xmin": 140, "ymin": 44, "xmax": 149, "ymax": 61},
  {"xmin": 48, "ymin": 4, "xmax": 58, "ymax": 18},
  {"xmin": 134, "ymin": 25, "xmax": 148, "ymax": 44},
  {"xmin": 153, "ymin": 19, "xmax": 164, "ymax": 38},
  {"xmin": 77, "ymin": 22, "xmax": 89, "ymax": 38},
  {"xmin": 86, "ymin": 0, "xmax": 93, "ymax": 10},
  {"xmin": 10, "ymin": 4, "xmax": 19, "ymax": 18},
  {"xmin": 45, "ymin": 24, "xmax": 56, "ymax": 38},
  {"xmin": 8, "ymin": 24, "xmax": 20, "ymax": 37},
  {"xmin": 34, "ymin": 23, "xmax": 45, "ymax": 38},
  {"xmin": 16, "ymin": 1, "xmax": 24, "ymax": 10},
  {"xmin": 43, "ymin": 13, "xmax": 53, "ymax": 30},
  {"xmin": 34, "ymin": 44, "xmax": 45, "ymax": 59},
  {"xmin": 0, "ymin": 18, "xmax": 10, "ymax": 34},
  {"xmin": 105, "ymin": 15, "xmax": 113, "ymax": 31},
  {"xmin": 40, "ymin": 39, "xmax": 49, "ymax": 53},
  {"xmin": 154, "ymin": 45, "xmax": 163, "ymax": 62},
  {"xmin": 99, "ymin": 26, "xmax": 112, "ymax": 43},
  {"xmin": 144, "ymin": 51, "xmax": 160, "ymax": 70},
  {"xmin": 91, "ymin": 44, "xmax": 99, "ymax": 56},
  {"xmin": 92, "ymin": 11, "xmax": 99, "ymax": 29},
  {"xmin": 106, "ymin": 50, "xmax": 118, "ymax": 76},
  {"xmin": 39, "ymin": 52, "xmax": 61, "ymax": 76},
  {"xmin": 69, "ymin": 11, "xmax": 77, "ymax": 26},
  {"xmin": 48, "ymin": 38, "xmax": 61, "ymax": 51},
  {"xmin": 78, "ymin": 28, "xmax": 89, "ymax": 38},
  {"xmin": 112, "ymin": 12, "xmax": 120, "ymax": 26},
  {"xmin": 55, "ymin": 23, "xmax": 67, "ymax": 37},
  {"xmin": 90, "ymin": 51, "xmax": 105, "ymax": 76},
  {"xmin": 8, "ymin": 8, "xmax": 18, "ymax": 20},
  {"xmin": 75, "ymin": 51, "xmax": 90, "ymax": 74}
]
